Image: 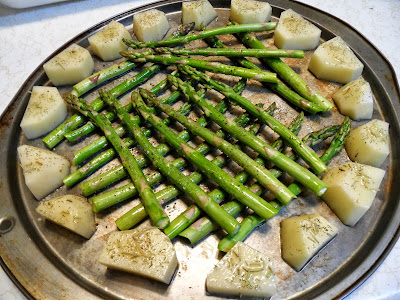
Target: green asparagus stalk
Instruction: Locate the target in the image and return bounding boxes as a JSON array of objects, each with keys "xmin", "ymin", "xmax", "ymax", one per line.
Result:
[
  {"xmin": 124, "ymin": 22, "xmax": 276, "ymax": 49},
  {"xmin": 218, "ymin": 117, "xmax": 351, "ymax": 252},
  {"xmin": 141, "ymin": 88, "xmax": 296, "ymax": 205},
  {"xmin": 79, "ymin": 80, "xmax": 246, "ymax": 194},
  {"xmin": 154, "ymin": 47, "xmax": 304, "ymax": 59},
  {"xmin": 71, "ymin": 61, "xmax": 136, "ymax": 97},
  {"xmin": 170, "ymin": 22, "xmax": 195, "ymax": 39},
  {"xmin": 64, "ymin": 94, "xmax": 170, "ymax": 229},
  {"xmin": 42, "ymin": 64, "xmax": 161, "ymax": 149},
  {"xmin": 104, "ymin": 90, "xmax": 240, "ymax": 235},
  {"xmin": 132, "ymin": 90, "xmax": 279, "ymax": 220},
  {"xmin": 168, "ymin": 75, "xmax": 328, "ymax": 196},
  {"xmin": 205, "ymin": 36, "xmax": 325, "ymax": 114},
  {"xmin": 236, "ymin": 31, "xmax": 334, "ymax": 111},
  {"xmin": 121, "ymin": 52, "xmax": 277, "ymax": 83},
  {"xmin": 180, "ymin": 65, "xmax": 327, "ymax": 174}
]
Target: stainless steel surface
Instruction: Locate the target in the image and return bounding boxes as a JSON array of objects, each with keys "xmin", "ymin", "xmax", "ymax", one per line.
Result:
[{"xmin": 0, "ymin": 0, "xmax": 399, "ymax": 299}]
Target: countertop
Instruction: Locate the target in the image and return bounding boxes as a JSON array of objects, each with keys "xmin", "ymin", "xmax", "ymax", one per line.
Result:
[{"xmin": 0, "ymin": 0, "xmax": 399, "ymax": 299}]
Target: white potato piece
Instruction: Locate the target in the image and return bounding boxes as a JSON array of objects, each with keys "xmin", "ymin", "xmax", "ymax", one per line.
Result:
[
  {"xmin": 332, "ymin": 78, "xmax": 374, "ymax": 120},
  {"xmin": 43, "ymin": 43, "xmax": 94, "ymax": 86},
  {"xmin": 274, "ymin": 9, "xmax": 321, "ymax": 50},
  {"xmin": 322, "ymin": 162, "xmax": 386, "ymax": 226},
  {"xmin": 206, "ymin": 241, "xmax": 276, "ymax": 298},
  {"xmin": 308, "ymin": 37, "xmax": 364, "ymax": 84},
  {"xmin": 182, "ymin": 0, "xmax": 217, "ymax": 30},
  {"xmin": 98, "ymin": 227, "xmax": 177, "ymax": 284},
  {"xmin": 88, "ymin": 21, "xmax": 131, "ymax": 61},
  {"xmin": 20, "ymin": 86, "xmax": 67, "ymax": 139},
  {"xmin": 345, "ymin": 119, "xmax": 389, "ymax": 167},
  {"xmin": 133, "ymin": 9, "xmax": 170, "ymax": 42},
  {"xmin": 36, "ymin": 195, "xmax": 96, "ymax": 239},
  {"xmin": 18, "ymin": 145, "xmax": 70, "ymax": 200},
  {"xmin": 280, "ymin": 213, "xmax": 338, "ymax": 271},
  {"xmin": 230, "ymin": 0, "xmax": 272, "ymax": 24}
]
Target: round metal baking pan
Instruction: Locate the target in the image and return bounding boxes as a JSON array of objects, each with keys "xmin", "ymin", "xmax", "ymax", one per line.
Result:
[{"xmin": 0, "ymin": 0, "xmax": 399, "ymax": 299}]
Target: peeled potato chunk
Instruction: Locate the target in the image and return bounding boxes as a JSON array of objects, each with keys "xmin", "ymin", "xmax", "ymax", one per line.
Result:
[
  {"xmin": 43, "ymin": 43, "xmax": 94, "ymax": 86},
  {"xmin": 18, "ymin": 145, "xmax": 70, "ymax": 200},
  {"xmin": 280, "ymin": 213, "xmax": 338, "ymax": 271},
  {"xmin": 88, "ymin": 21, "xmax": 131, "ymax": 61},
  {"xmin": 182, "ymin": 0, "xmax": 217, "ymax": 30},
  {"xmin": 345, "ymin": 119, "xmax": 389, "ymax": 167},
  {"xmin": 308, "ymin": 37, "xmax": 364, "ymax": 84},
  {"xmin": 20, "ymin": 86, "xmax": 67, "ymax": 139},
  {"xmin": 322, "ymin": 162, "xmax": 386, "ymax": 226},
  {"xmin": 230, "ymin": 0, "xmax": 272, "ymax": 24},
  {"xmin": 36, "ymin": 195, "xmax": 96, "ymax": 239},
  {"xmin": 98, "ymin": 227, "xmax": 177, "ymax": 284},
  {"xmin": 274, "ymin": 9, "xmax": 321, "ymax": 50},
  {"xmin": 206, "ymin": 241, "xmax": 276, "ymax": 298},
  {"xmin": 332, "ymin": 78, "xmax": 374, "ymax": 120},
  {"xmin": 133, "ymin": 9, "xmax": 170, "ymax": 42}
]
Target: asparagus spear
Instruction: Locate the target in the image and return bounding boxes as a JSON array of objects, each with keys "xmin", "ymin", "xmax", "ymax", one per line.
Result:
[
  {"xmin": 180, "ymin": 65, "xmax": 327, "ymax": 174},
  {"xmin": 79, "ymin": 80, "xmax": 246, "ymax": 194},
  {"xmin": 180, "ymin": 124, "xmax": 339, "ymax": 244},
  {"xmin": 42, "ymin": 64, "xmax": 161, "ymax": 149},
  {"xmin": 168, "ymin": 75, "xmax": 328, "ymax": 196},
  {"xmin": 121, "ymin": 52, "xmax": 277, "ymax": 83},
  {"xmin": 218, "ymin": 117, "xmax": 351, "ymax": 252},
  {"xmin": 236, "ymin": 31, "xmax": 334, "ymax": 111},
  {"xmin": 71, "ymin": 61, "xmax": 136, "ymax": 97},
  {"xmin": 154, "ymin": 47, "xmax": 304, "ymax": 59},
  {"xmin": 104, "ymin": 90, "xmax": 240, "ymax": 235},
  {"xmin": 124, "ymin": 22, "xmax": 277, "ymax": 48},
  {"xmin": 114, "ymin": 104, "xmax": 276, "ymax": 231},
  {"xmin": 206, "ymin": 36, "xmax": 325, "ymax": 114},
  {"xmin": 132, "ymin": 90, "xmax": 279, "ymax": 220},
  {"xmin": 141, "ymin": 88, "xmax": 296, "ymax": 205},
  {"xmin": 64, "ymin": 94, "xmax": 170, "ymax": 229}
]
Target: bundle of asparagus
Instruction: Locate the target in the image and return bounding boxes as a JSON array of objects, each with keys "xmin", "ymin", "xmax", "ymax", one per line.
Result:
[{"xmin": 40, "ymin": 20, "xmax": 351, "ymax": 262}]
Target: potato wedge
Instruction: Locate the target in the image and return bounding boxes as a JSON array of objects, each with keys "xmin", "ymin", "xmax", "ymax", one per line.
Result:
[
  {"xmin": 230, "ymin": 0, "xmax": 272, "ymax": 24},
  {"xmin": 308, "ymin": 37, "xmax": 364, "ymax": 84},
  {"xmin": 88, "ymin": 21, "xmax": 131, "ymax": 61},
  {"xmin": 98, "ymin": 227, "xmax": 177, "ymax": 284},
  {"xmin": 133, "ymin": 9, "xmax": 170, "ymax": 42},
  {"xmin": 18, "ymin": 145, "xmax": 70, "ymax": 200},
  {"xmin": 20, "ymin": 86, "xmax": 67, "ymax": 139},
  {"xmin": 274, "ymin": 9, "xmax": 321, "ymax": 50},
  {"xmin": 182, "ymin": 0, "xmax": 217, "ymax": 30},
  {"xmin": 36, "ymin": 195, "xmax": 96, "ymax": 239},
  {"xmin": 332, "ymin": 78, "xmax": 374, "ymax": 120},
  {"xmin": 206, "ymin": 241, "xmax": 276, "ymax": 298},
  {"xmin": 280, "ymin": 213, "xmax": 338, "ymax": 271},
  {"xmin": 43, "ymin": 43, "xmax": 94, "ymax": 86},
  {"xmin": 322, "ymin": 162, "xmax": 385, "ymax": 226},
  {"xmin": 345, "ymin": 119, "xmax": 389, "ymax": 167}
]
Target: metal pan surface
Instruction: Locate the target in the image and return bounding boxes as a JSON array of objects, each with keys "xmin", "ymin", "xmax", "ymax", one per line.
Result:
[{"xmin": 0, "ymin": 0, "xmax": 399, "ymax": 299}]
